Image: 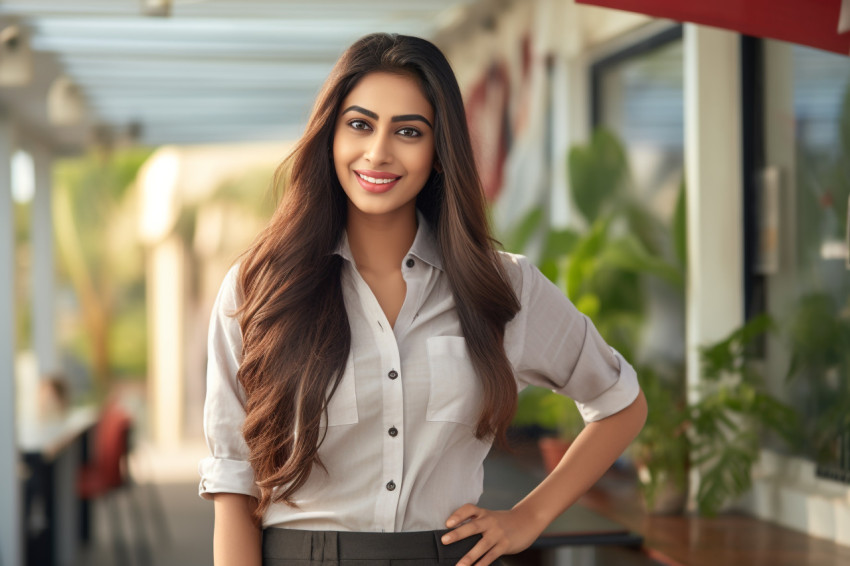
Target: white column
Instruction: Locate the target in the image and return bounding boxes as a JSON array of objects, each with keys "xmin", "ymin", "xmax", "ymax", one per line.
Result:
[
  {"xmin": 0, "ymin": 116, "xmax": 22, "ymax": 566},
  {"xmin": 684, "ymin": 24, "xmax": 745, "ymax": 509},
  {"xmin": 550, "ymin": 52, "xmax": 589, "ymax": 230},
  {"xmin": 683, "ymin": 24, "xmax": 744, "ymax": 401},
  {"xmin": 148, "ymin": 235, "xmax": 185, "ymax": 447},
  {"xmin": 31, "ymin": 144, "xmax": 58, "ymax": 376}
]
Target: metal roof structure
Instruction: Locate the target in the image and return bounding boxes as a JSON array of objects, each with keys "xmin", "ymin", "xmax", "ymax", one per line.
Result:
[{"xmin": 0, "ymin": 0, "xmax": 483, "ymax": 150}]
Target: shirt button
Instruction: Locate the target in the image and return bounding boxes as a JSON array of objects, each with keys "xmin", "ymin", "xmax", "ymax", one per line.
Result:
[
  {"xmin": 388, "ymin": 426, "xmax": 398, "ymax": 437},
  {"xmin": 386, "ymin": 480, "xmax": 396, "ymax": 491},
  {"xmin": 405, "ymin": 258, "xmax": 415, "ymax": 268},
  {"xmin": 388, "ymin": 370, "xmax": 398, "ymax": 380}
]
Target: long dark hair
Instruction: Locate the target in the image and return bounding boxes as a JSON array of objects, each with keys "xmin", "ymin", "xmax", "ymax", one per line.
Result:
[{"xmin": 237, "ymin": 33, "xmax": 520, "ymax": 519}]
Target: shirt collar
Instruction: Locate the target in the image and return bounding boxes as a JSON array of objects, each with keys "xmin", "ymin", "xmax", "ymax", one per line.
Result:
[{"xmin": 333, "ymin": 210, "xmax": 443, "ymax": 271}]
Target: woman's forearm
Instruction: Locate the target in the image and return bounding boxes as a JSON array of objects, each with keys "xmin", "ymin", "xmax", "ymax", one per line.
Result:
[
  {"xmin": 213, "ymin": 493, "xmax": 262, "ymax": 566},
  {"xmin": 513, "ymin": 390, "xmax": 648, "ymax": 530}
]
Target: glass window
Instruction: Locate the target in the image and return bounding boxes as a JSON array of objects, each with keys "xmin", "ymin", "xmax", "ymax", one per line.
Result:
[
  {"xmin": 595, "ymin": 34, "xmax": 684, "ymax": 224},
  {"xmin": 592, "ymin": 30, "xmax": 685, "ymax": 367},
  {"xmin": 763, "ymin": 42, "xmax": 850, "ymax": 482}
]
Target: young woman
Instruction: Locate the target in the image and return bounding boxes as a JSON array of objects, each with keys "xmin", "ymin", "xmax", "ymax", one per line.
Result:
[{"xmin": 199, "ymin": 33, "xmax": 647, "ymax": 566}]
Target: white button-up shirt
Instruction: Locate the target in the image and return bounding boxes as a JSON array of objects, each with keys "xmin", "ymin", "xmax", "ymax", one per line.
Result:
[{"xmin": 198, "ymin": 217, "xmax": 639, "ymax": 532}]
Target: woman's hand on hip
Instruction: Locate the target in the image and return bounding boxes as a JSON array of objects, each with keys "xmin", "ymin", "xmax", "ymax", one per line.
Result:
[{"xmin": 442, "ymin": 504, "xmax": 543, "ymax": 565}]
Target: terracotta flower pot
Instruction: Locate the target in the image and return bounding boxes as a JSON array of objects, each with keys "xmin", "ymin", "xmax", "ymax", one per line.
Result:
[
  {"xmin": 538, "ymin": 437, "xmax": 571, "ymax": 473},
  {"xmin": 637, "ymin": 465, "xmax": 688, "ymax": 515}
]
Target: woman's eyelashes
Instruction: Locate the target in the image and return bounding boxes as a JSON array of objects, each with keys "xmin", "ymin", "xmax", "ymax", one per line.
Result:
[
  {"xmin": 348, "ymin": 119, "xmax": 371, "ymax": 131},
  {"xmin": 345, "ymin": 119, "xmax": 422, "ymax": 138},
  {"xmin": 396, "ymin": 127, "xmax": 422, "ymax": 138}
]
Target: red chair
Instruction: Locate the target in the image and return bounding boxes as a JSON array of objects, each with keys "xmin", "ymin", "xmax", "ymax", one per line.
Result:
[
  {"xmin": 77, "ymin": 402, "xmax": 132, "ymax": 496},
  {"xmin": 77, "ymin": 401, "xmax": 152, "ymax": 565}
]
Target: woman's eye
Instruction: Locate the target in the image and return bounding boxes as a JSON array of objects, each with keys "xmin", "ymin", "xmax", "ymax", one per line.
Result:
[
  {"xmin": 348, "ymin": 119, "xmax": 371, "ymax": 131},
  {"xmin": 397, "ymin": 127, "xmax": 421, "ymax": 138}
]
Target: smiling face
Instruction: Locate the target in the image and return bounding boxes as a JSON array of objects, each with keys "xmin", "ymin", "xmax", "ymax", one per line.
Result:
[{"xmin": 332, "ymin": 71, "xmax": 436, "ymax": 222}]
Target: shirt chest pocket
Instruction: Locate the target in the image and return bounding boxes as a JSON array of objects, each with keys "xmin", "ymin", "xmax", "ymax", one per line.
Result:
[
  {"xmin": 325, "ymin": 353, "xmax": 358, "ymax": 427},
  {"xmin": 426, "ymin": 336, "xmax": 482, "ymax": 428}
]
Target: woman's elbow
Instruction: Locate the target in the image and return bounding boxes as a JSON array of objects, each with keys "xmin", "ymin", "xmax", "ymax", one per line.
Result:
[{"xmin": 632, "ymin": 388, "xmax": 648, "ymax": 430}]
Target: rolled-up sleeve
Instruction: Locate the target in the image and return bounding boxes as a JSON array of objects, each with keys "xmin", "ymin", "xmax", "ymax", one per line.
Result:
[
  {"xmin": 198, "ymin": 265, "xmax": 258, "ymax": 500},
  {"xmin": 503, "ymin": 254, "xmax": 640, "ymax": 423}
]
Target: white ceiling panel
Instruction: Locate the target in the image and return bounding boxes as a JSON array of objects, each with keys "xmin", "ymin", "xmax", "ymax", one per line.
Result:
[{"xmin": 0, "ymin": 0, "xmax": 479, "ymax": 149}]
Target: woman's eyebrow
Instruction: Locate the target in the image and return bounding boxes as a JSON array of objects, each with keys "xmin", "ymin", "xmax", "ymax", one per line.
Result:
[
  {"xmin": 341, "ymin": 105, "xmax": 433, "ymax": 129},
  {"xmin": 391, "ymin": 114, "xmax": 432, "ymax": 129},
  {"xmin": 341, "ymin": 105, "xmax": 378, "ymax": 120}
]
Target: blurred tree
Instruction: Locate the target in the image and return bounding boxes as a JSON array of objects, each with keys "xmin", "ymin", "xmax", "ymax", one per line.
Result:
[
  {"xmin": 53, "ymin": 148, "xmax": 152, "ymax": 397},
  {"xmin": 14, "ymin": 201, "xmax": 32, "ymax": 351}
]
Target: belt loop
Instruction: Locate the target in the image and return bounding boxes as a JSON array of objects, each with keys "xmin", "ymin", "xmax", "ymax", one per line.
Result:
[
  {"xmin": 433, "ymin": 530, "xmax": 446, "ymax": 563},
  {"xmin": 325, "ymin": 531, "xmax": 339, "ymax": 565},
  {"xmin": 308, "ymin": 531, "xmax": 339, "ymax": 565},
  {"xmin": 310, "ymin": 532, "xmax": 322, "ymax": 562}
]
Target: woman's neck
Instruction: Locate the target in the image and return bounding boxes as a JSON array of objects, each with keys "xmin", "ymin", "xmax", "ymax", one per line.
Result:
[{"xmin": 346, "ymin": 205, "xmax": 418, "ymax": 275}]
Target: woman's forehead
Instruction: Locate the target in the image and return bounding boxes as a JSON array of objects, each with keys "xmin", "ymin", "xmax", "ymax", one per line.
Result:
[{"xmin": 340, "ymin": 72, "xmax": 433, "ymax": 120}]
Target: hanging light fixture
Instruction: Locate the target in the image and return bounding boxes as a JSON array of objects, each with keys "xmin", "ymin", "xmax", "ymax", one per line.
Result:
[
  {"xmin": 0, "ymin": 25, "xmax": 33, "ymax": 86},
  {"xmin": 142, "ymin": 0, "xmax": 172, "ymax": 17},
  {"xmin": 47, "ymin": 76, "xmax": 84, "ymax": 126}
]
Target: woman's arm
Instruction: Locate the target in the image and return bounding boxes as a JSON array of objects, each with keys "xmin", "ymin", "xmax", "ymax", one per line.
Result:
[
  {"xmin": 443, "ymin": 389, "xmax": 648, "ymax": 566},
  {"xmin": 212, "ymin": 493, "xmax": 262, "ymax": 566}
]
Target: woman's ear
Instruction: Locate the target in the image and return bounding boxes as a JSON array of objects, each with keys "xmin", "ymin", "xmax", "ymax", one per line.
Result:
[{"xmin": 433, "ymin": 158, "xmax": 442, "ymax": 174}]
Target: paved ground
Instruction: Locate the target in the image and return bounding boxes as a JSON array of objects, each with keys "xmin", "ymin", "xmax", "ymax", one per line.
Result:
[{"xmin": 74, "ymin": 441, "xmax": 214, "ymax": 566}]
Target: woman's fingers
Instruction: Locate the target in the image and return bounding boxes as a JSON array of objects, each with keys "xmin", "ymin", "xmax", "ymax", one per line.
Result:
[
  {"xmin": 442, "ymin": 506, "xmax": 494, "ymax": 545},
  {"xmin": 445, "ymin": 503, "xmax": 482, "ymax": 528},
  {"xmin": 443, "ymin": 507, "xmax": 510, "ymax": 565},
  {"xmin": 455, "ymin": 534, "xmax": 506, "ymax": 566},
  {"xmin": 470, "ymin": 546, "xmax": 506, "ymax": 566},
  {"xmin": 441, "ymin": 518, "xmax": 486, "ymax": 546},
  {"xmin": 443, "ymin": 506, "xmax": 541, "ymax": 565}
]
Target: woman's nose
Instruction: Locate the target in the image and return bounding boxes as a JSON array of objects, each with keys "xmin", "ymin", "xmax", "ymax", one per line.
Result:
[{"xmin": 364, "ymin": 133, "xmax": 392, "ymax": 164}]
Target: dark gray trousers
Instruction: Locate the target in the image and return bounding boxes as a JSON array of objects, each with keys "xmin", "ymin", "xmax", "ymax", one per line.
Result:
[{"xmin": 262, "ymin": 528, "xmax": 503, "ymax": 565}]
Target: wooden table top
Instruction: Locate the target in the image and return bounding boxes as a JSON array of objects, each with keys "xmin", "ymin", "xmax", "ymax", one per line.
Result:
[{"xmin": 578, "ymin": 467, "xmax": 850, "ymax": 566}]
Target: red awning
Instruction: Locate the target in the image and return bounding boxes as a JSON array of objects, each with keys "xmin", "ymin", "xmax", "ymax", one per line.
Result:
[{"xmin": 576, "ymin": 0, "xmax": 850, "ymax": 56}]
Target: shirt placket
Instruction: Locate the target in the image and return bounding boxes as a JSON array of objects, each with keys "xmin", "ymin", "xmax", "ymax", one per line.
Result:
[
  {"xmin": 377, "ymin": 327, "xmax": 403, "ymax": 532},
  {"xmin": 349, "ymin": 269, "xmax": 405, "ymax": 532}
]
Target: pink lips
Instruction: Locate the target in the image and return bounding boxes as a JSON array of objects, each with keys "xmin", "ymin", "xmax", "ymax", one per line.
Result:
[{"xmin": 354, "ymin": 169, "xmax": 401, "ymax": 194}]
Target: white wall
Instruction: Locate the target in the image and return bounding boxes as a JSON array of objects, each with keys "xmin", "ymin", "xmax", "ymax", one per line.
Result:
[
  {"xmin": 682, "ymin": 24, "xmax": 745, "ymax": 398},
  {"xmin": 30, "ymin": 143, "xmax": 58, "ymax": 376},
  {"xmin": 0, "ymin": 115, "xmax": 22, "ymax": 566}
]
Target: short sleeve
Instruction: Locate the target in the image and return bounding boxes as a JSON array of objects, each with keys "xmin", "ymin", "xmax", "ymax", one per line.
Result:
[
  {"xmin": 198, "ymin": 265, "xmax": 258, "ymax": 500},
  {"xmin": 502, "ymin": 254, "xmax": 640, "ymax": 423}
]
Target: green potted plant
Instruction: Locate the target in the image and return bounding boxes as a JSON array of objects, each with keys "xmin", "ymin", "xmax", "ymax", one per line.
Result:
[
  {"xmin": 562, "ymin": 135, "xmax": 690, "ymax": 511},
  {"xmin": 689, "ymin": 314, "xmax": 799, "ymax": 516},
  {"xmin": 513, "ymin": 386, "xmax": 584, "ymax": 472},
  {"xmin": 505, "ymin": 129, "xmax": 688, "ymax": 484},
  {"xmin": 783, "ymin": 292, "xmax": 850, "ymax": 475},
  {"xmin": 629, "ymin": 364, "xmax": 690, "ymax": 513},
  {"xmin": 512, "ymin": 386, "xmax": 585, "ymax": 472}
]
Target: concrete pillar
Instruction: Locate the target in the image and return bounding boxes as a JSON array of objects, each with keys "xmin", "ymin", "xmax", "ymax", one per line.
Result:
[
  {"xmin": 683, "ymin": 24, "xmax": 745, "ymax": 509},
  {"xmin": 683, "ymin": 24, "xmax": 745, "ymax": 400},
  {"xmin": 31, "ymin": 143, "xmax": 58, "ymax": 376},
  {"xmin": 148, "ymin": 235, "xmax": 185, "ymax": 447},
  {"xmin": 0, "ymin": 115, "xmax": 22, "ymax": 566}
]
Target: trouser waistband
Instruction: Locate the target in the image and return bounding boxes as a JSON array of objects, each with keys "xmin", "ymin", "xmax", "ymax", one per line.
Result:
[{"xmin": 262, "ymin": 527, "xmax": 482, "ymax": 562}]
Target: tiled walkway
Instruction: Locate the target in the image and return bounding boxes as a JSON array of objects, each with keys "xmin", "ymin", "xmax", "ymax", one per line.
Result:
[{"xmin": 74, "ymin": 441, "xmax": 213, "ymax": 566}]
